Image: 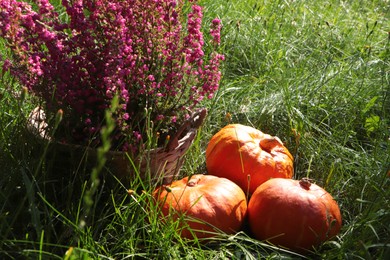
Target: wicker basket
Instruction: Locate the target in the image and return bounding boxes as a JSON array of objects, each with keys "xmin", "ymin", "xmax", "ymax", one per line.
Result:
[{"xmin": 27, "ymin": 107, "xmax": 207, "ymax": 184}]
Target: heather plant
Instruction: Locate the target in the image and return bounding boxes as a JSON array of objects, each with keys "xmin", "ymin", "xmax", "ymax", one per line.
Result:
[{"xmin": 0, "ymin": 0, "xmax": 223, "ymax": 152}]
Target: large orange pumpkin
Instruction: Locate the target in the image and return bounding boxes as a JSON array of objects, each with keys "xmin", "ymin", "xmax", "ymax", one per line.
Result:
[
  {"xmin": 153, "ymin": 174, "xmax": 247, "ymax": 239},
  {"xmin": 206, "ymin": 124, "xmax": 293, "ymax": 195},
  {"xmin": 248, "ymin": 178, "xmax": 342, "ymax": 252}
]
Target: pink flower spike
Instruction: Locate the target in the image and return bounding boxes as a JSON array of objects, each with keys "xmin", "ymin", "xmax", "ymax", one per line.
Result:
[{"xmin": 210, "ymin": 18, "xmax": 222, "ymax": 45}]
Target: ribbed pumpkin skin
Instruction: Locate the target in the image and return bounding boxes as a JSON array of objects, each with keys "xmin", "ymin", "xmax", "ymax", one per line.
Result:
[
  {"xmin": 153, "ymin": 174, "xmax": 247, "ymax": 239},
  {"xmin": 206, "ymin": 124, "xmax": 294, "ymax": 195},
  {"xmin": 248, "ymin": 178, "xmax": 342, "ymax": 252}
]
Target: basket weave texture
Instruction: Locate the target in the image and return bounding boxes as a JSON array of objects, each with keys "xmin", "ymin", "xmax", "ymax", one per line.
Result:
[{"xmin": 28, "ymin": 107, "xmax": 207, "ymax": 184}]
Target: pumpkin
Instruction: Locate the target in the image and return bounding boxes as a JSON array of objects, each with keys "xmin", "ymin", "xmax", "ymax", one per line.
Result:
[
  {"xmin": 206, "ymin": 124, "xmax": 293, "ymax": 195},
  {"xmin": 247, "ymin": 178, "xmax": 342, "ymax": 252},
  {"xmin": 153, "ymin": 174, "xmax": 247, "ymax": 239}
]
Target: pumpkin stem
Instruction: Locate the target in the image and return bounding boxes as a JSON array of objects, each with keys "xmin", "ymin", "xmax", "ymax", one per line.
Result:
[
  {"xmin": 259, "ymin": 136, "xmax": 283, "ymax": 152},
  {"xmin": 299, "ymin": 178, "xmax": 313, "ymax": 190},
  {"xmin": 187, "ymin": 176, "xmax": 201, "ymax": 187},
  {"xmin": 187, "ymin": 180, "xmax": 196, "ymax": 187}
]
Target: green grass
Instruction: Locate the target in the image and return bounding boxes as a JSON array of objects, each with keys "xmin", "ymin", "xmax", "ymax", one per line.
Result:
[{"xmin": 1, "ymin": 0, "xmax": 389, "ymax": 259}]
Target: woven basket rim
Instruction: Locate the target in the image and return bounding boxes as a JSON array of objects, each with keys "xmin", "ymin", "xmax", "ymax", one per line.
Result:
[{"xmin": 27, "ymin": 107, "xmax": 207, "ymax": 183}]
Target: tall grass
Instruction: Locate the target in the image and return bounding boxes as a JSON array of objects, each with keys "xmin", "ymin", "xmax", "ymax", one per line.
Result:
[{"xmin": 1, "ymin": 0, "xmax": 389, "ymax": 259}]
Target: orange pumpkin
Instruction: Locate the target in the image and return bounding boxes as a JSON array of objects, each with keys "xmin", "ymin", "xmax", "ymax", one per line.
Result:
[
  {"xmin": 248, "ymin": 178, "xmax": 342, "ymax": 252},
  {"xmin": 153, "ymin": 174, "xmax": 247, "ymax": 239},
  {"xmin": 206, "ymin": 124, "xmax": 293, "ymax": 195}
]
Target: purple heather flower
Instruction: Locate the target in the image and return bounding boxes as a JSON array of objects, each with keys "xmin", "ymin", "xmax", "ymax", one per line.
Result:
[
  {"xmin": 133, "ymin": 131, "xmax": 142, "ymax": 142},
  {"xmin": 0, "ymin": 0, "xmax": 224, "ymax": 150},
  {"xmin": 123, "ymin": 113, "xmax": 130, "ymax": 120},
  {"xmin": 1, "ymin": 59, "xmax": 11, "ymax": 73}
]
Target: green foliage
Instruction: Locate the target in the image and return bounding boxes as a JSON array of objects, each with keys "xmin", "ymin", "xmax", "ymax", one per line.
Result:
[{"xmin": 1, "ymin": 0, "xmax": 389, "ymax": 259}]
